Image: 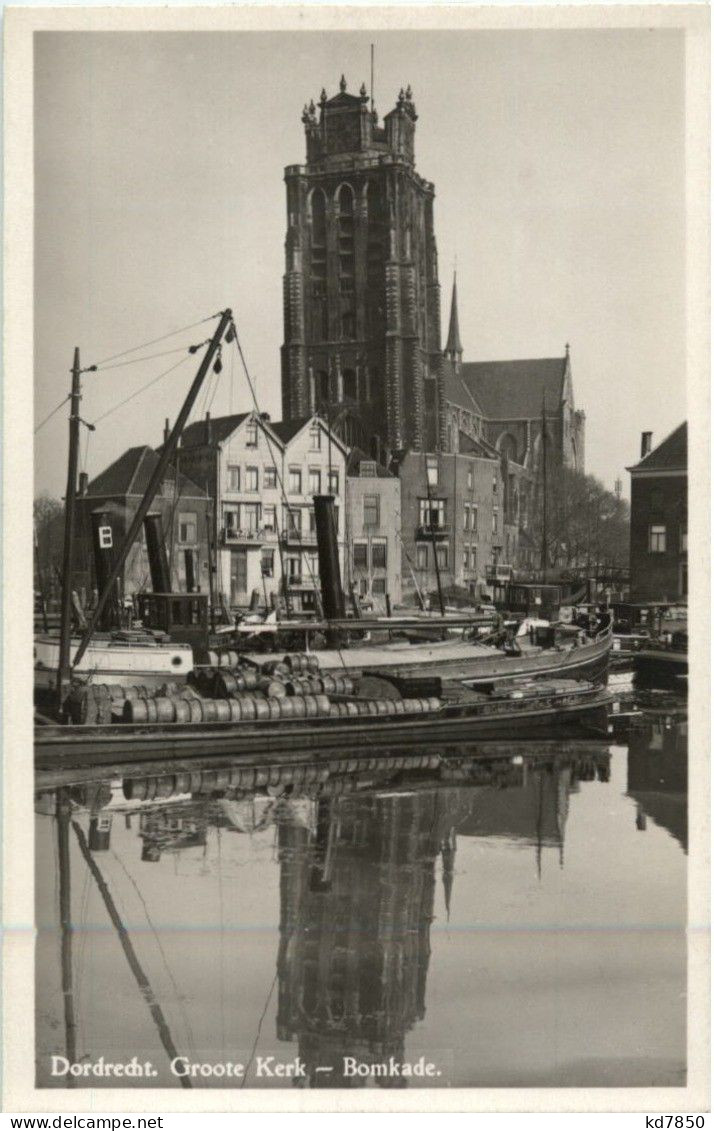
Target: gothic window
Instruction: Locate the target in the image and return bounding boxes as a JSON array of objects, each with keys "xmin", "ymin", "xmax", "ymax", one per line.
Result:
[
  {"xmin": 310, "ymin": 190, "xmax": 327, "ymax": 340},
  {"xmin": 343, "ymin": 368, "xmax": 357, "ymax": 400},
  {"xmin": 317, "ymin": 370, "xmax": 330, "ymax": 407}
]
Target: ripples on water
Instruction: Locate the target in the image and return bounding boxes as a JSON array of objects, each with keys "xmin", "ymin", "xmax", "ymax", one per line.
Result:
[{"xmin": 35, "ymin": 701, "xmax": 687, "ymax": 1090}]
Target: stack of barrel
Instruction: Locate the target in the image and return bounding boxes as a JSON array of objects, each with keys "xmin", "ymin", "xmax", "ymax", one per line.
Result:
[{"xmin": 69, "ymin": 649, "xmax": 444, "ymax": 727}]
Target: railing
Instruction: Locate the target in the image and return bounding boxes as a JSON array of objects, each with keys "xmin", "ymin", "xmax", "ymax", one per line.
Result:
[
  {"xmin": 416, "ymin": 523, "xmax": 451, "ymax": 541},
  {"xmin": 222, "ymin": 527, "xmax": 264, "ymax": 545},
  {"xmin": 280, "ymin": 529, "xmax": 318, "ymax": 547}
]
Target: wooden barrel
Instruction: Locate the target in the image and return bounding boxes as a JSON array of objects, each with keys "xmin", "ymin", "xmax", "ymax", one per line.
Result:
[
  {"xmin": 172, "ymin": 699, "xmax": 191, "ymax": 724},
  {"xmin": 253, "ymin": 698, "xmax": 270, "ymax": 721},
  {"xmin": 267, "ymin": 698, "xmax": 284, "ymax": 720},
  {"xmin": 427, "ymin": 696, "xmax": 442, "ymax": 712},
  {"xmin": 291, "ymin": 697, "xmax": 307, "ymax": 719},
  {"xmin": 174, "ymin": 771, "xmax": 192, "ymax": 794},
  {"xmin": 214, "ymin": 700, "xmax": 231, "ymax": 722},
  {"xmin": 254, "ymin": 768, "xmax": 269, "ymax": 788},
  {"xmin": 201, "ymin": 699, "xmax": 218, "ymax": 723},
  {"xmin": 154, "ymin": 775, "xmax": 175, "ymax": 799}
]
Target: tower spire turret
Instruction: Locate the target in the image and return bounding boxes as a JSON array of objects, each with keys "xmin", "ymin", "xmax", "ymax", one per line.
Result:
[{"xmin": 444, "ymin": 270, "xmax": 463, "ymax": 366}]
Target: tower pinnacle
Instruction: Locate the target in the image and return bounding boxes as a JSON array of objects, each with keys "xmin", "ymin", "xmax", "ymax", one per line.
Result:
[{"xmin": 444, "ymin": 271, "xmax": 463, "ymax": 364}]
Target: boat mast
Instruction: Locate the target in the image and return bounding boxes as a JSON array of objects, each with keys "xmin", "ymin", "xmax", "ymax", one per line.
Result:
[
  {"xmin": 540, "ymin": 388, "xmax": 548, "ymax": 580},
  {"xmin": 71, "ymin": 310, "xmax": 233, "ymax": 673},
  {"xmin": 56, "ymin": 349, "xmax": 83, "ymax": 710},
  {"xmin": 423, "ymin": 450, "xmax": 445, "ymax": 617}
]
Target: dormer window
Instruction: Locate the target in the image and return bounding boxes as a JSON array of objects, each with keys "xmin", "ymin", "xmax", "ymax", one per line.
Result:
[{"xmin": 246, "ymin": 420, "xmax": 258, "ymax": 448}]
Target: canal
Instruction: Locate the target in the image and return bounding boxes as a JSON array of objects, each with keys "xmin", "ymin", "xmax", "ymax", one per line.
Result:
[{"xmin": 35, "ymin": 693, "xmax": 687, "ymax": 1090}]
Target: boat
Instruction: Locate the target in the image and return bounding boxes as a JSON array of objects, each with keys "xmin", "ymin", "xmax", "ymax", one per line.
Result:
[
  {"xmin": 633, "ymin": 633, "xmax": 688, "ymax": 691},
  {"xmin": 35, "ymin": 674, "xmax": 612, "ymax": 765},
  {"xmin": 34, "ymin": 632, "xmax": 193, "ymax": 693}
]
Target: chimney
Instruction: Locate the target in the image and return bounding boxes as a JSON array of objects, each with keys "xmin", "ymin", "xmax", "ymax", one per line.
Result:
[
  {"xmin": 640, "ymin": 431, "xmax": 652, "ymax": 459},
  {"xmin": 78, "ymin": 472, "xmax": 88, "ymax": 496},
  {"xmin": 260, "ymin": 411, "xmax": 271, "ymax": 421},
  {"xmin": 205, "ymin": 411, "xmax": 212, "ymax": 444},
  {"xmin": 163, "ymin": 418, "xmax": 170, "ymax": 444}
]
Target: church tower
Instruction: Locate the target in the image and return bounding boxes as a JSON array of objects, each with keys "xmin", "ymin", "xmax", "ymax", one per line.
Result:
[{"xmin": 281, "ymin": 77, "xmax": 442, "ymax": 458}]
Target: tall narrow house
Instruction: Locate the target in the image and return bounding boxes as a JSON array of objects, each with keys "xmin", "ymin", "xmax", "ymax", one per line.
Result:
[{"xmin": 281, "ymin": 77, "xmax": 442, "ymax": 461}]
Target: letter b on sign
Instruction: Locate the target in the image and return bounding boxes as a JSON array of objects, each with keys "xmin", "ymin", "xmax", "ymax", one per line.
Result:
[{"xmin": 99, "ymin": 526, "xmax": 113, "ymax": 549}]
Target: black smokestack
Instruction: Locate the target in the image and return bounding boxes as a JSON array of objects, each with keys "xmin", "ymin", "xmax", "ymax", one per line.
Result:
[
  {"xmin": 640, "ymin": 431, "xmax": 653, "ymax": 459},
  {"xmin": 143, "ymin": 513, "xmax": 171, "ymax": 593},
  {"xmin": 314, "ymin": 495, "xmax": 345, "ymax": 625}
]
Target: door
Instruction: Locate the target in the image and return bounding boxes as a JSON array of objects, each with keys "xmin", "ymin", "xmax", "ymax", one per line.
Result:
[{"xmin": 230, "ymin": 549, "xmax": 248, "ymax": 604}]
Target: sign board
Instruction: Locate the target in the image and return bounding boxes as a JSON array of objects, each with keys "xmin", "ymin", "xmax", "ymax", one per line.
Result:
[{"xmin": 98, "ymin": 525, "xmax": 113, "ymax": 549}]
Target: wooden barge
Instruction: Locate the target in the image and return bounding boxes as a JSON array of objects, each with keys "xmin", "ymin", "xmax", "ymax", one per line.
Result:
[{"xmin": 35, "ymin": 678, "xmax": 612, "ymax": 766}]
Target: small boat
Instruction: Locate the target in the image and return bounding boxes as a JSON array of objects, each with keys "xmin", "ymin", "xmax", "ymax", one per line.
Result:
[
  {"xmin": 34, "ymin": 675, "xmax": 612, "ymax": 766},
  {"xmin": 34, "ymin": 632, "xmax": 193, "ymax": 692},
  {"xmin": 633, "ymin": 632, "xmax": 688, "ymax": 691}
]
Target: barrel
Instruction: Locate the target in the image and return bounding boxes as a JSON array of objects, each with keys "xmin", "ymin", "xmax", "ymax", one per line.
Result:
[
  {"xmin": 174, "ymin": 772, "xmax": 192, "ymax": 795},
  {"xmin": 172, "ymin": 699, "xmax": 191, "ymax": 724},
  {"xmin": 267, "ymin": 698, "xmax": 284, "ymax": 720},
  {"xmin": 253, "ymin": 698, "xmax": 270, "ymax": 721}
]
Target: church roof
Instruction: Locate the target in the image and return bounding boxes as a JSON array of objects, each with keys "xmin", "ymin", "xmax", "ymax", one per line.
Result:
[
  {"xmin": 457, "ymin": 430, "xmax": 498, "ymax": 459},
  {"xmin": 87, "ymin": 446, "xmax": 205, "ymax": 498},
  {"xmin": 629, "ymin": 422, "xmax": 687, "ymax": 473},
  {"xmin": 442, "ymin": 359, "xmax": 484, "ymax": 415},
  {"xmin": 444, "ymin": 274, "xmax": 463, "ymax": 356},
  {"xmin": 461, "ymin": 357, "xmax": 567, "ymax": 420}
]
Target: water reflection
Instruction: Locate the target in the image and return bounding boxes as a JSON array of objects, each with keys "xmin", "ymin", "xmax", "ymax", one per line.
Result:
[{"xmin": 35, "ymin": 719, "xmax": 686, "ymax": 1090}]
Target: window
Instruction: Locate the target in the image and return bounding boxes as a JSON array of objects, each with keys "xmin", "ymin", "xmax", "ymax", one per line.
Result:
[
  {"xmin": 372, "ymin": 577, "xmax": 386, "ymax": 596},
  {"xmin": 364, "ymin": 495, "xmax": 380, "ymax": 528},
  {"xmin": 308, "ymin": 509, "xmax": 317, "ymax": 534},
  {"xmin": 436, "ymin": 545, "xmax": 448, "ymax": 570},
  {"xmin": 353, "ymin": 543, "xmax": 368, "ymax": 570},
  {"xmin": 245, "ymin": 466, "xmax": 258, "ymax": 492},
  {"xmin": 648, "ymin": 524, "xmax": 666, "ymax": 553},
  {"xmin": 246, "ymin": 420, "xmax": 258, "ymax": 447},
  {"xmin": 463, "ymin": 504, "xmax": 470, "ymax": 531},
  {"xmin": 227, "ymin": 465, "xmax": 240, "ymax": 491},
  {"xmin": 308, "ymin": 468, "xmax": 321, "ymax": 495},
  {"xmin": 243, "ymin": 503, "xmax": 260, "ymax": 532},
  {"xmin": 224, "ymin": 506, "xmax": 238, "ymax": 532},
  {"xmin": 179, "ymin": 513, "xmax": 197, "ymax": 544},
  {"xmin": 471, "ymin": 547, "xmax": 478, "ymax": 570},
  {"xmin": 286, "ymin": 556, "xmax": 301, "ymax": 580},
  {"xmin": 263, "ymin": 504, "xmax": 277, "ymax": 532},
  {"xmin": 328, "ymin": 470, "xmax": 339, "ymax": 495},
  {"xmin": 492, "ymin": 508, "xmax": 498, "ymax": 534},
  {"xmin": 426, "ymin": 456, "xmax": 438, "ymax": 487},
  {"xmin": 289, "ymin": 467, "xmax": 302, "ymax": 495},
  {"xmin": 492, "ymin": 474, "xmax": 498, "ymax": 496},
  {"xmin": 371, "ymin": 541, "xmax": 387, "ymax": 569},
  {"xmin": 467, "ymin": 465, "xmax": 474, "ymax": 490},
  {"xmin": 471, "ymin": 505, "xmax": 478, "ymax": 533},
  {"xmin": 463, "ymin": 548, "xmax": 470, "ymax": 570},
  {"xmin": 309, "ymin": 424, "xmax": 322, "ymax": 451},
  {"xmin": 419, "ymin": 498, "xmax": 446, "ymax": 528},
  {"xmin": 306, "ymin": 553, "xmax": 319, "ymax": 578},
  {"xmin": 284, "ymin": 507, "xmax": 302, "ymax": 535},
  {"xmin": 416, "ymin": 545, "xmax": 429, "ymax": 570},
  {"xmin": 681, "ymin": 525, "xmax": 688, "ymax": 552},
  {"xmin": 263, "ymin": 466, "xmax": 277, "ymax": 489},
  {"xmin": 261, "ymin": 549, "xmax": 274, "ymax": 578}
]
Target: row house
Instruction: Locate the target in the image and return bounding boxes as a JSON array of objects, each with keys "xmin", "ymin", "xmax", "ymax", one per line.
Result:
[
  {"xmin": 627, "ymin": 424, "xmax": 687, "ymax": 603},
  {"xmin": 172, "ymin": 411, "xmax": 349, "ymax": 611},
  {"xmin": 345, "ymin": 449, "xmax": 402, "ymax": 612},
  {"xmin": 394, "ymin": 442, "xmax": 508, "ymax": 605}
]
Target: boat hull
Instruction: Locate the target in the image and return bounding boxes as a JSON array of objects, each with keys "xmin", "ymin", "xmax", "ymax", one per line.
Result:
[
  {"xmin": 633, "ymin": 650, "xmax": 688, "ymax": 691},
  {"xmin": 34, "ymin": 635, "xmax": 193, "ymax": 691},
  {"xmin": 34, "ymin": 689, "xmax": 612, "ymax": 766}
]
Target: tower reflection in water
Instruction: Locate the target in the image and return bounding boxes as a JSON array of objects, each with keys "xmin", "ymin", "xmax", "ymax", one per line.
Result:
[{"xmin": 272, "ymin": 752, "xmax": 607, "ymax": 1088}]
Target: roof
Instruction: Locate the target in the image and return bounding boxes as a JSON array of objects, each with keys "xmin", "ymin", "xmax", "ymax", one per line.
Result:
[
  {"xmin": 179, "ymin": 413, "xmax": 250, "ymax": 449},
  {"xmin": 87, "ymin": 446, "xmax": 206, "ymax": 498},
  {"xmin": 629, "ymin": 422, "xmax": 687, "ymax": 473},
  {"xmin": 442, "ymin": 358, "xmax": 484, "ymax": 415},
  {"xmin": 460, "ymin": 357, "xmax": 567, "ymax": 420},
  {"xmin": 457, "ymin": 430, "xmax": 498, "ymax": 459},
  {"xmin": 444, "ymin": 274, "xmax": 463, "ymax": 356},
  {"xmin": 269, "ymin": 417, "xmax": 312, "ymax": 444},
  {"xmin": 346, "ymin": 446, "xmax": 394, "ymax": 478}
]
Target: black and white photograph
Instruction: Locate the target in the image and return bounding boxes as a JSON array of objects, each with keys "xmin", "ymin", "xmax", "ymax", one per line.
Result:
[{"xmin": 3, "ymin": 2, "xmax": 709, "ymax": 1115}]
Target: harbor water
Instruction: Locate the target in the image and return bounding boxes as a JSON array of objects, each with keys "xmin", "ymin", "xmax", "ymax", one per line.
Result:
[{"xmin": 35, "ymin": 692, "xmax": 687, "ymax": 1089}]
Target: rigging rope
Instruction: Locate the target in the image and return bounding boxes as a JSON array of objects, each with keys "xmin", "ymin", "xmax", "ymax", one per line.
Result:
[
  {"xmin": 91, "ymin": 312, "xmax": 221, "ymax": 367},
  {"xmin": 91, "ymin": 353, "xmax": 194, "ymax": 427},
  {"xmin": 93, "ymin": 345, "xmax": 193, "ymax": 372},
  {"xmin": 35, "ymin": 394, "xmax": 70, "ymax": 434}
]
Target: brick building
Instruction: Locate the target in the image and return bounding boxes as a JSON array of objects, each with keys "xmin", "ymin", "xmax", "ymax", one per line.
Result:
[
  {"xmin": 627, "ymin": 423, "xmax": 687, "ymax": 602},
  {"xmin": 57, "ymin": 445, "xmax": 212, "ymax": 602}
]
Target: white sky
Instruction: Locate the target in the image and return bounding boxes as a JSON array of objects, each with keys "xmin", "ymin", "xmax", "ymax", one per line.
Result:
[{"xmin": 34, "ymin": 29, "xmax": 686, "ymax": 496}]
